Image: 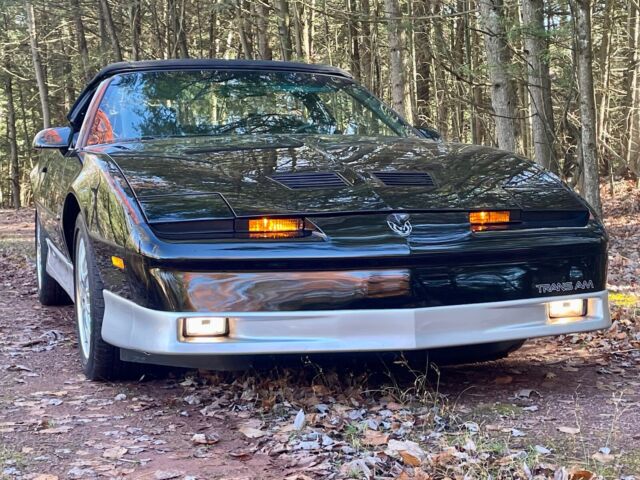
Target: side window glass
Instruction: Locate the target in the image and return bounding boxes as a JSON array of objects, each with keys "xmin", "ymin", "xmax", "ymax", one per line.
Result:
[{"xmin": 87, "ymin": 109, "xmax": 115, "ymax": 146}]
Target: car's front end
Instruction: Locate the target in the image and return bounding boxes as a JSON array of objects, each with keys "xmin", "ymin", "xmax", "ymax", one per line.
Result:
[
  {"xmin": 85, "ymin": 137, "xmax": 609, "ymax": 369},
  {"xmin": 54, "ymin": 62, "xmax": 609, "ymax": 373}
]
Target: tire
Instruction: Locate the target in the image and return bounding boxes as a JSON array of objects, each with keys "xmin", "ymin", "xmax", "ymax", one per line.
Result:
[
  {"xmin": 73, "ymin": 214, "xmax": 130, "ymax": 381},
  {"xmin": 426, "ymin": 340, "xmax": 526, "ymax": 365},
  {"xmin": 35, "ymin": 212, "xmax": 71, "ymax": 306}
]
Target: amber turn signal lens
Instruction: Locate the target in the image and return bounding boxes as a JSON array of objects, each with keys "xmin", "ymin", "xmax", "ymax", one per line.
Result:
[
  {"xmin": 469, "ymin": 211, "xmax": 511, "ymax": 225},
  {"xmin": 248, "ymin": 217, "xmax": 303, "ymax": 233},
  {"xmin": 111, "ymin": 256, "xmax": 125, "ymax": 269}
]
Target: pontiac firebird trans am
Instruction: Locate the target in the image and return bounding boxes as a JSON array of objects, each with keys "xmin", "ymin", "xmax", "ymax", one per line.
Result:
[{"xmin": 31, "ymin": 59, "xmax": 610, "ymax": 380}]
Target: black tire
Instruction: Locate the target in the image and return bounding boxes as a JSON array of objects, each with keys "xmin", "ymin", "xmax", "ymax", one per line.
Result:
[
  {"xmin": 35, "ymin": 212, "xmax": 71, "ymax": 306},
  {"xmin": 73, "ymin": 214, "xmax": 130, "ymax": 381},
  {"xmin": 426, "ymin": 340, "xmax": 526, "ymax": 365}
]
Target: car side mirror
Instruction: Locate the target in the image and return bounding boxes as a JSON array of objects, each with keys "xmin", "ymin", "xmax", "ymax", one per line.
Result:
[
  {"xmin": 415, "ymin": 126, "xmax": 441, "ymax": 141},
  {"xmin": 33, "ymin": 127, "xmax": 72, "ymax": 149}
]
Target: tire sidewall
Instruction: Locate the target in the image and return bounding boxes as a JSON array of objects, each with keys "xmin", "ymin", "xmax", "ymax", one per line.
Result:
[{"xmin": 73, "ymin": 215, "xmax": 101, "ymax": 372}]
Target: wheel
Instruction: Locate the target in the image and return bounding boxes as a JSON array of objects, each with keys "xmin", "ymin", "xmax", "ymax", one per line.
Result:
[
  {"xmin": 426, "ymin": 340, "xmax": 526, "ymax": 365},
  {"xmin": 73, "ymin": 214, "xmax": 130, "ymax": 381},
  {"xmin": 35, "ymin": 212, "xmax": 71, "ymax": 306}
]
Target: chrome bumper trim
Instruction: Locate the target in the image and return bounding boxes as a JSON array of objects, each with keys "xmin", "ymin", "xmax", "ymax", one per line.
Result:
[{"xmin": 101, "ymin": 290, "xmax": 610, "ymax": 357}]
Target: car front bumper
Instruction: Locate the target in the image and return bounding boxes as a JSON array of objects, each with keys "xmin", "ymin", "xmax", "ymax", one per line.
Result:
[{"xmin": 102, "ymin": 289, "xmax": 610, "ymax": 364}]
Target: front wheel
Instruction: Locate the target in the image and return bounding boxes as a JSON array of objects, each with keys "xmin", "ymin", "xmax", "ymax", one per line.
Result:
[
  {"xmin": 73, "ymin": 215, "xmax": 130, "ymax": 381},
  {"xmin": 427, "ymin": 340, "xmax": 526, "ymax": 365}
]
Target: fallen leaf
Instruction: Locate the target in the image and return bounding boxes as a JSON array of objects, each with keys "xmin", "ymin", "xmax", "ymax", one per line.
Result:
[
  {"xmin": 568, "ymin": 470, "xmax": 595, "ymax": 480},
  {"xmin": 293, "ymin": 409, "xmax": 306, "ymax": 431},
  {"xmin": 385, "ymin": 439, "xmax": 425, "ymax": 466},
  {"xmin": 557, "ymin": 426, "xmax": 580, "ymax": 435},
  {"xmin": 362, "ymin": 430, "xmax": 389, "ymax": 446},
  {"xmin": 495, "ymin": 375, "xmax": 513, "ymax": 384},
  {"xmin": 102, "ymin": 446, "xmax": 127, "ymax": 460},
  {"xmin": 239, "ymin": 426, "xmax": 266, "ymax": 439},
  {"xmin": 191, "ymin": 433, "xmax": 219, "ymax": 445},
  {"xmin": 153, "ymin": 471, "xmax": 184, "ymax": 480},
  {"xmin": 400, "ymin": 450, "xmax": 422, "ymax": 467},
  {"xmin": 591, "ymin": 452, "xmax": 615, "ymax": 464},
  {"xmin": 535, "ymin": 445, "xmax": 551, "ymax": 455},
  {"xmin": 38, "ymin": 426, "xmax": 72, "ymax": 434}
]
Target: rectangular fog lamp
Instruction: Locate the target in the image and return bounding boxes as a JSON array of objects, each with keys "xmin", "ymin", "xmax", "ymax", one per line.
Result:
[
  {"xmin": 548, "ymin": 299, "xmax": 587, "ymax": 319},
  {"xmin": 183, "ymin": 317, "xmax": 228, "ymax": 337}
]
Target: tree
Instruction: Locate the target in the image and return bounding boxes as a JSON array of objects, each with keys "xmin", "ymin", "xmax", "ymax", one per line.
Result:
[
  {"xmin": 522, "ymin": 0, "xmax": 557, "ymax": 172},
  {"xmin": 571, "ymin": 0, "xmax": 602, "ymax": 214},
  {"xmin": 98, "ymin": 0, "xmax": 123, "ymax": 61},
  {"xmin": 25, "ymin": 1, "xmax": 50, "ymax": 128},
  {"xmin": 385, "ymin": 0, "xmax": 408, "ymax": 120},
  {"xmin": 478, "ymin": 0, "xmax": 518, "ymax": 152}
]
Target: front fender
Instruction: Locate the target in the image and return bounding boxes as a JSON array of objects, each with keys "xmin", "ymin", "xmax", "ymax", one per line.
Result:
[{"xmin": 69, "ymin": 152, "xmax": 155, "ymax": 304}]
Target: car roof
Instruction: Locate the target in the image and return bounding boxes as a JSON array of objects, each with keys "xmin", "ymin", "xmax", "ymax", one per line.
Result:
[{"xmin": 67, "ymin": 59, "xmax": 353, "ymax": 128}]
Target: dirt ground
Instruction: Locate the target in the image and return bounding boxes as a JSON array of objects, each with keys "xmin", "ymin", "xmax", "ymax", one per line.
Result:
[{"xmin": 1, "ymin": 183, "xmax": 639, "ymax": 480}]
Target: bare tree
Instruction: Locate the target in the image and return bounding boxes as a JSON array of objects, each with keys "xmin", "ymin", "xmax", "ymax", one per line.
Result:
[
  {"xmin": 522, "ymin": 0, "xmax": 557, "ymax": 171},
  {"xmin": 69, "ymin": 0, "xmax": 92, "ymax": 81},
  {"xmin": 385, "ymin": 0, "xmax": 408, "ymax": 119},
  {"xmin": 625, "ymin": 0, "xmax": 640, "ymax": 176},
  {"xmin": 571, "ymin": 0, "xmax": 602, "ymax": 214},
  {"xmin": 98, "ymin": 0, "xmax": 123, "ymax": 61},
  {"xmin": 25, "ymin": 1, "xmax": 50, "ymax": 128},
  {"xmin": 3, "ymin": 63, "xmax": 20, "ymax": 208},
  {"xmin": 274, "ymin": 0, "xmax": 293, "ymax": 60},
  {"xmin": 255, "ymin": 1, "xmax": 272, "ymax": 60},
  {"xmin": 478, "ymin": 0, "xmax": 518, "ymax": 152}
]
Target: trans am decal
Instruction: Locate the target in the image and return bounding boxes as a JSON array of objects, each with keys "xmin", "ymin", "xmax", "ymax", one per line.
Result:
[{"xmin": 535, "ymin": 280, "xmax": 595, "ymax": 294}]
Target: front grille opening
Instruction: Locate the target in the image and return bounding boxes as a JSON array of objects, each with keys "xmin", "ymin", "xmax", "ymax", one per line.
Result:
[
  {"xmin": 373, "ymin": 171, "xmax": 435, "ymax": 187},
  {"xmin": 269, "ymin": 171, "xmax": 349, "ymax": 189}
]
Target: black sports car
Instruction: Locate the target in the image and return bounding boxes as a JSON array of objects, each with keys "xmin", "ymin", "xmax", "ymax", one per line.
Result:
[{"xmin": 31, "ymin": 59, "xmax": 609, "ymax": 380}]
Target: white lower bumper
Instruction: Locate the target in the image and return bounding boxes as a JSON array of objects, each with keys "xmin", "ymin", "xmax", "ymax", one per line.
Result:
[{"xmin": 101, "ymin": 290, "xmax": 610, "ymax": 356}]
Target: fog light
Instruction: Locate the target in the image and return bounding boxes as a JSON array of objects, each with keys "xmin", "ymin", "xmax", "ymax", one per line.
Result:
[
  {"xmin": 548, "ymin": 299, "xmax": 587, "ymax": 319},
  {"xmin": 182, "ymin": 317, "xmax": 228, "ymax": 337}
]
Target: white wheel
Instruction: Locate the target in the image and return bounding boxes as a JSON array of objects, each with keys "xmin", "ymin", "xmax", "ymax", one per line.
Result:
[{"xmin": 75, "ymin": 236, "xmax": 92, "ymax": 360}]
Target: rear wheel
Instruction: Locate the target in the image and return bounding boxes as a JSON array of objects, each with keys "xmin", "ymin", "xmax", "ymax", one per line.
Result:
[
  {"xmin": 35, "ymin": 212, "xmax": 71, "ymax": 306},
  {"xmin": 73, "ymin": 215, "xmax": 129, "ymax": 381}
]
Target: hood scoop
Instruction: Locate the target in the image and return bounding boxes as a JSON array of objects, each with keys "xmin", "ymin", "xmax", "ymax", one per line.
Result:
[
  {"xmin": 269, "ymin": 171, "xmax": 349, "ymax": 190},
  {"xmin": 373, "ymin": 171, "xmax": 435, "ymax": 187}
]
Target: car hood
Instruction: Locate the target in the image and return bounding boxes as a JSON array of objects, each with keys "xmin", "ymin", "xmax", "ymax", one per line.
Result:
[{"xmin": 98, "ymin": 135, "xmax": 586, "ymax": 223}]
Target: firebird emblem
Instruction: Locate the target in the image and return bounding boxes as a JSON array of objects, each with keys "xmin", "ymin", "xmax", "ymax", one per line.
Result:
[{"xmin": 387, "ymin": 213, "xmax": 412, "ymax": 237}]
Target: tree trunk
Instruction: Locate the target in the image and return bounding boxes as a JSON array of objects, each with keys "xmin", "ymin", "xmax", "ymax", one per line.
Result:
[
  {"xmin": 25, "ymin": 1, "xmax": 50, "ymax": 128},
  {"xmin": 384, "ymin": 0, "xmax": 407, "ymax": 119},
  {"xmin": 256, "ymin": 1, "xmax": 272, "ymax": 60},
  {"xmin": 360, "ymin": 0, "xmax": 373, "ymax": 91},
  {"xmin": 522, "ymin": 0, "xmax": 557, "ymax": 171},
  {"xmin": 69, "ymin": 0, "xmax": 91, "ymax": 81},
  {"xmin": 237, "ymin": 0, "xmax": 253, "ymax": 59},
  {"xmin": 571, "ymin": 0, "xmax": 602, "ymax": 215},
  {"xmin": 275, "ymin": 0, "xmax": 293, "ymax": 60},
  {"xmin": 4, "ymin": 71, "xmax": 21, "ymax": 209},
  {"xmin": 348, "ymin": 0, "xmax": 361, "ymax": 80},
  {"xmin": 625, "ymin": 0, "xmax": 640, "ymax": 176},
  {"xmin": 131, "ymin": 0, "xmax": 142, "ymax": 60},
  {"xmin": 98, "ymin": 0, "xmax": 123, "ymax": 61},
  {"xmin": 478, "ymin": 0, "xmax": 518, "ymax": 152}
]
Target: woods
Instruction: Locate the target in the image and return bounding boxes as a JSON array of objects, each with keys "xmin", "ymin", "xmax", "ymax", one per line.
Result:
[{"xmin": 0, "ymin": 0, "xmax": 638, "ymax": 211}]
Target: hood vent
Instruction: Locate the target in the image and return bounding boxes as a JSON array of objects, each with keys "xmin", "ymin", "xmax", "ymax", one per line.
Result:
[
  {"xmin": 269, "ymin": 171, "xmax": 349, "ymax": 189},
  {"xmin": 373, "ymin": 171, "xmax": 435, "ymax": 187}
]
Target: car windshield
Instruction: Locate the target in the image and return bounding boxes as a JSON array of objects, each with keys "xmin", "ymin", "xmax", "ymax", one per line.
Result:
[{"xmin": 87, "ymin": 70, "xmax": 417, "ymax": 145}]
